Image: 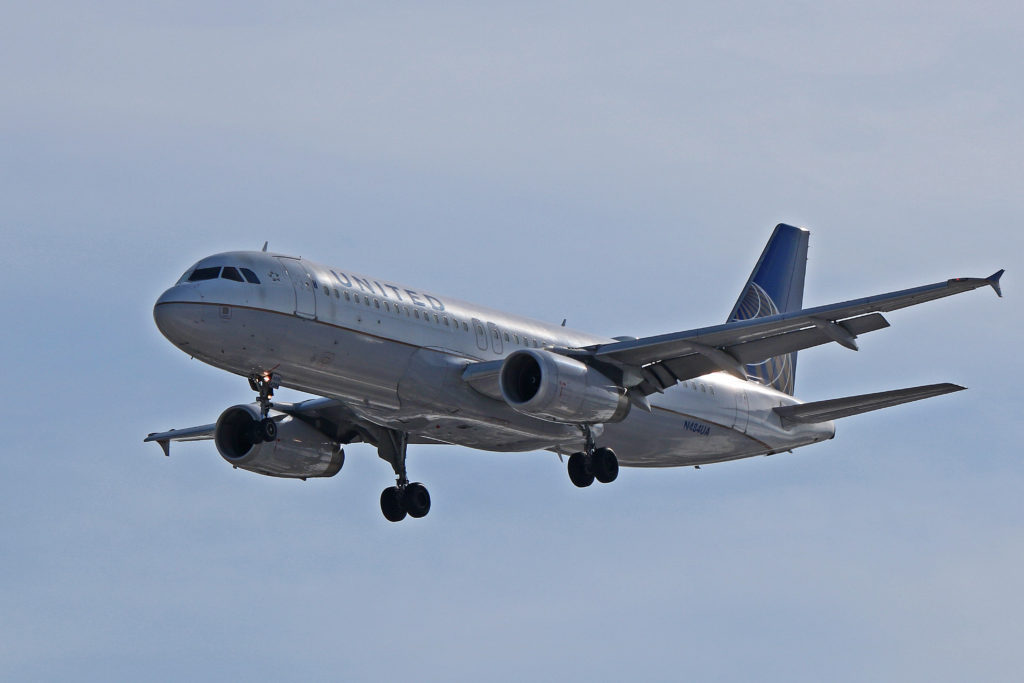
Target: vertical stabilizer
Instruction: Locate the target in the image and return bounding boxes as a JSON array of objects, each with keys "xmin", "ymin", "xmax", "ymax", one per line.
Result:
[{"xmin": 727, "ymin": 224, "xmax": 809, "ymax": 394}]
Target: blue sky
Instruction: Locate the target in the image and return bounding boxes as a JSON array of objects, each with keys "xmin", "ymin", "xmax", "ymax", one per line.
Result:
[{"xmin": 2, "ymin": 2, "xmax": 1022, "ymax": 681}]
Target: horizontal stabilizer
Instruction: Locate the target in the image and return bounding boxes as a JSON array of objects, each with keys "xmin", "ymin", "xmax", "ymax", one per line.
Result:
[{"xmin": 773, "ymin": 383, "xmax": 965, "ymax": 425}]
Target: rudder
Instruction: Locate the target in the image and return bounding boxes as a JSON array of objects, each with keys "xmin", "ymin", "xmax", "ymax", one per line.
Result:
[{"xmin": 727, "ymin": 224, "xmax": 809, "ymax": 394}]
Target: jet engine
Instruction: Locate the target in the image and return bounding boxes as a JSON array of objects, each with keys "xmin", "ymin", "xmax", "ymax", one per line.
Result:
[
  {"xmin": 214, "ymin": 404, "xmax": 344, "ymax": 478},
  {"xmin": 499, "ymin": 349, "xmax": 630, "ymax": 424}
]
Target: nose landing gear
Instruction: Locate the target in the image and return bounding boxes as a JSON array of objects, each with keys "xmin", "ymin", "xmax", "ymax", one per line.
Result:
[
  {"xmin": 248, "ymin": 372, "xmax": 280, "ymax": 442},
  {"xmin": 567, "ymin": 426, "xmax": 619, "ymax": 488}
]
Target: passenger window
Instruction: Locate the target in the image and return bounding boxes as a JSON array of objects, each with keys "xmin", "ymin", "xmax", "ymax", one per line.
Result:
[
  {"xmin": 221, "ymin": 267, "xmax": 244, "ymax": 282},
  {"xmin": 188, "ymin": 267, "xmax": 221, "ymax": 282},
  {"xmin": 384, "ymin": 301, "xmax": 390, "ymax": 312},
  {"xmin": 414, "ymin": 310, "xmax": 420, "ymax": 319},
  {"xmin": 240, "ymin": 268, "xmax": 261, "ymax": 284},
  {"xmin": 443, "ymin": 317, "xmax": 449, "ymax": 326},
  {"xmin": 434, "ymin": 314, "xmax": 440, "ymax": 323},
  {"xmin": 344, "ymin": 292, "xmax": 351, "ymax": 301},
  {"xmin": 514, "ymin": 334, "xmax": 520, "ymax": 344},
  {"xmin": 374, "ymin": 298, "xmax": 380, "ymax": 308},
  {"xmin": 334, "ymin": 289, "xmax": 339, "ymax": 299},
  {"xmin": 323, "ymin": 286, "xmax": 331, "ymax": 296},
  {"xmin": 364, "ymin": 297, "xmax": 370, "ymax": 306},
  {"xmin": 462, "ymin": 322, "xmax": 469, "ymax": 332},
  {"xmin": 504, "ymin": 332, "xmax": 510, "ymax": 342}
]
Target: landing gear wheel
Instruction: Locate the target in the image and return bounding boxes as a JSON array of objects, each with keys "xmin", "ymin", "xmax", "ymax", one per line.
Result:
[
  {"xmin": 377, "ymin": 430, "xmax": 432, "ymax": 522},
  {"xmin": 403, "ymin": 482, "xmax": 431, "ymax": 519},
  {"xmin": 568, "ymin": 452, "xmax": 594, "ymax": 488},
  {"xmin": 381, "ymin": 486, "xmax": 407, "ymax": 522},
  {"xmin": 259, "ymin": 417, "xmax": 277, "ymax": 442},
  {"xmin": 592, "ymin": 447, "xmax": 618, "ymax": 483}
]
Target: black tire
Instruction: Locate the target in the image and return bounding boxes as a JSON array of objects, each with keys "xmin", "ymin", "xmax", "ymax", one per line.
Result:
[
  {"xmin": 260, "ymin": 417, "xmax": 277, "ymax": 442},
  {"xmin": 380, "ymin": 486, "xmax": 407, "ymax": 522},
  {"xmin": 567, "ymin": 452, "xmax": 594, "ymax": 488},
  {"xmin": 592, "ymin": 447, "xmax": 619, "ymax": 483},
  {"xmin": 403, "ymin": 482, "xmax": 431, "ymax": 519}
]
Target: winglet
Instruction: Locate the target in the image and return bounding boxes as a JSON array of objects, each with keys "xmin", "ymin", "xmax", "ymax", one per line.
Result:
[
  {"xmin": 144, "ymin": 432, "xmax": 171, "ymax": 456},
  {"xmin": 987, "ymin": 269, "xmax": 1004, "ymax": 298}
]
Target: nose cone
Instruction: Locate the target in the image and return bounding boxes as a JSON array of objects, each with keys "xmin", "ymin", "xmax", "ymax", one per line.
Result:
[
  {"xmin": 153, "ymin": 294, "xmax": 174, "ymax": 341},
  {"xmin": 153, "ymin": 285, "xmax": 202, "ymax": 344}
]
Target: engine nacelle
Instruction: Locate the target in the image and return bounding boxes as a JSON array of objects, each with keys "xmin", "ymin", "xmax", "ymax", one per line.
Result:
[
  {"xmin": 499, "ymin": 349, "xmax": 630, "ymax": 424},
  {"xmin": 214, "ymin": 404, "xmax": 344, "ymax": 479}
]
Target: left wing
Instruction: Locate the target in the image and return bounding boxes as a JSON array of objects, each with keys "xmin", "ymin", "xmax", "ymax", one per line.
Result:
[{"xmin": 588, "ymin": 270, "xmax": 1003, "ymax": 395}]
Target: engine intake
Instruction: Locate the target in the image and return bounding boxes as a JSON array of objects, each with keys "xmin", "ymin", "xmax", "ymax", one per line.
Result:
[
  {"xmin": 214, "ymin": 404, "xmax": 344, "ymax": 478},
  {"xmin": 499, "ymin": 349, "xmax": 630, "ymax": 424}
]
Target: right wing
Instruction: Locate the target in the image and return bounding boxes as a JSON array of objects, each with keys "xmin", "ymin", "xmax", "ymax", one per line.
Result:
[
  {"xmin": 145, "ymin": 424, "xmax": 215, "ymax": 456},
  {"xmin": 587, "ymin": 270, "xmax": 1003, "ymax": 395}
]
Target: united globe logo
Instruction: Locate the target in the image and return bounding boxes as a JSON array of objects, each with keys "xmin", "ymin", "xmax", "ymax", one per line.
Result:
[{"xmin": 732, "ymin": 282, "xmax": 795, "ymax": 394}]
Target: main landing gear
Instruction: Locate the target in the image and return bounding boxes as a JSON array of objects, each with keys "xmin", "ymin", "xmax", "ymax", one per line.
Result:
[
  {"xmin": 377, "ymin": 429, "xmax": 431, "ymax": 522},
  {"xmin": 567, "ymin": 426, "xmax": 619, "ymax": 488},
  {"xmin": 248, "ymin": 372, "xmax": 279, "ymax": 442}
]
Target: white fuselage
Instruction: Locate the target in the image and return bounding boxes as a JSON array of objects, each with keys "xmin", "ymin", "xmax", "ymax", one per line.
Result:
[{"xmin": 154, "ymin": 251, "xmax": 834, "ymax": 467}]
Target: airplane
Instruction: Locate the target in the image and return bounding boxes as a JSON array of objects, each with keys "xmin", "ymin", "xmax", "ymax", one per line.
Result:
[{"xmin": 146, "ymin": 225, "xmax": 1004, "ymax": 522}]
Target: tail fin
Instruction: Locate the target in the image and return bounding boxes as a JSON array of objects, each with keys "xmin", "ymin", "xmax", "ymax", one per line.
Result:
[{"xmin": 727, "ymin": 224, "xmax": 810, "ymax": 394}]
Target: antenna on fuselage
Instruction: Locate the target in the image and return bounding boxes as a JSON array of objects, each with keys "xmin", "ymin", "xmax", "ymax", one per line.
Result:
[
  {"xmin": 561, "ymin": 319, "xmax": 567, "ymax": 327},
  {"xmin": 261, "ymin": 241, "xmax": 268, "ymax": 252}
]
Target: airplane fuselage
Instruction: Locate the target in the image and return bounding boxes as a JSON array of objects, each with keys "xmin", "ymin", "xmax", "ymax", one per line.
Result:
[{"xmin": 154, "ymin": 251, "xmax": 835, "ymax": 467}]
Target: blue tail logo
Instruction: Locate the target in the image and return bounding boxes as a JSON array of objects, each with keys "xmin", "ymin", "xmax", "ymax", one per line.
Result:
[{"xmin": 727, "ymin": 224, "xmax": 809, "ymax": 395}]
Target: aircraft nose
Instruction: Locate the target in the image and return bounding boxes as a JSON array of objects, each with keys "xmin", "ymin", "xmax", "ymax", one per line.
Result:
[
  {"xmin": 153, "ymin": 285, "xmax": 201, "ymax": 343},
  {"xmin": 153, "ymin": 289, "xmax": 180, "ymax": 341}
]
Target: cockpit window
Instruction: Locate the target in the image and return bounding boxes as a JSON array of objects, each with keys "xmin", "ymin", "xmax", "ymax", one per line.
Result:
[
  {"xmin": 241, "ymin": 268, "xmax": 261, "ymax": 284},
  {"xmin": 188, "ymin": 267, "xmax": 221, "ymax": 282},
  {"xmin": 221, "ymin": 267, "xmax": 244, "ymax": 282}
]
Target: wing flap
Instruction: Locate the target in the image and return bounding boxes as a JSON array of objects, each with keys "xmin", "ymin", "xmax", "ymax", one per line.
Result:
[
  {"xmin": 633, "ymin": 313, "xmax": 891, "ymax": 393},
  {"xmin": 773, "ymin": 383, "xmax": 965, "ymax": 425},
  {"xmin": 728, "ymin": 313, "xmax": 890, "ymax": 364}
]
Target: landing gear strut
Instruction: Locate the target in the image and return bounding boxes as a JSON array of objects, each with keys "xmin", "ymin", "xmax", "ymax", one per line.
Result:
[
  {"xmin": 377, "ymin": 429, "xmax": 430, "ymax": 522},
  {"xmin": 567, "ymin": 425, "xmax": 618, "ymax": 488},
  {"xmin": 248, "ymin": 372, "xmax": 280, "ymax": 442}
]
